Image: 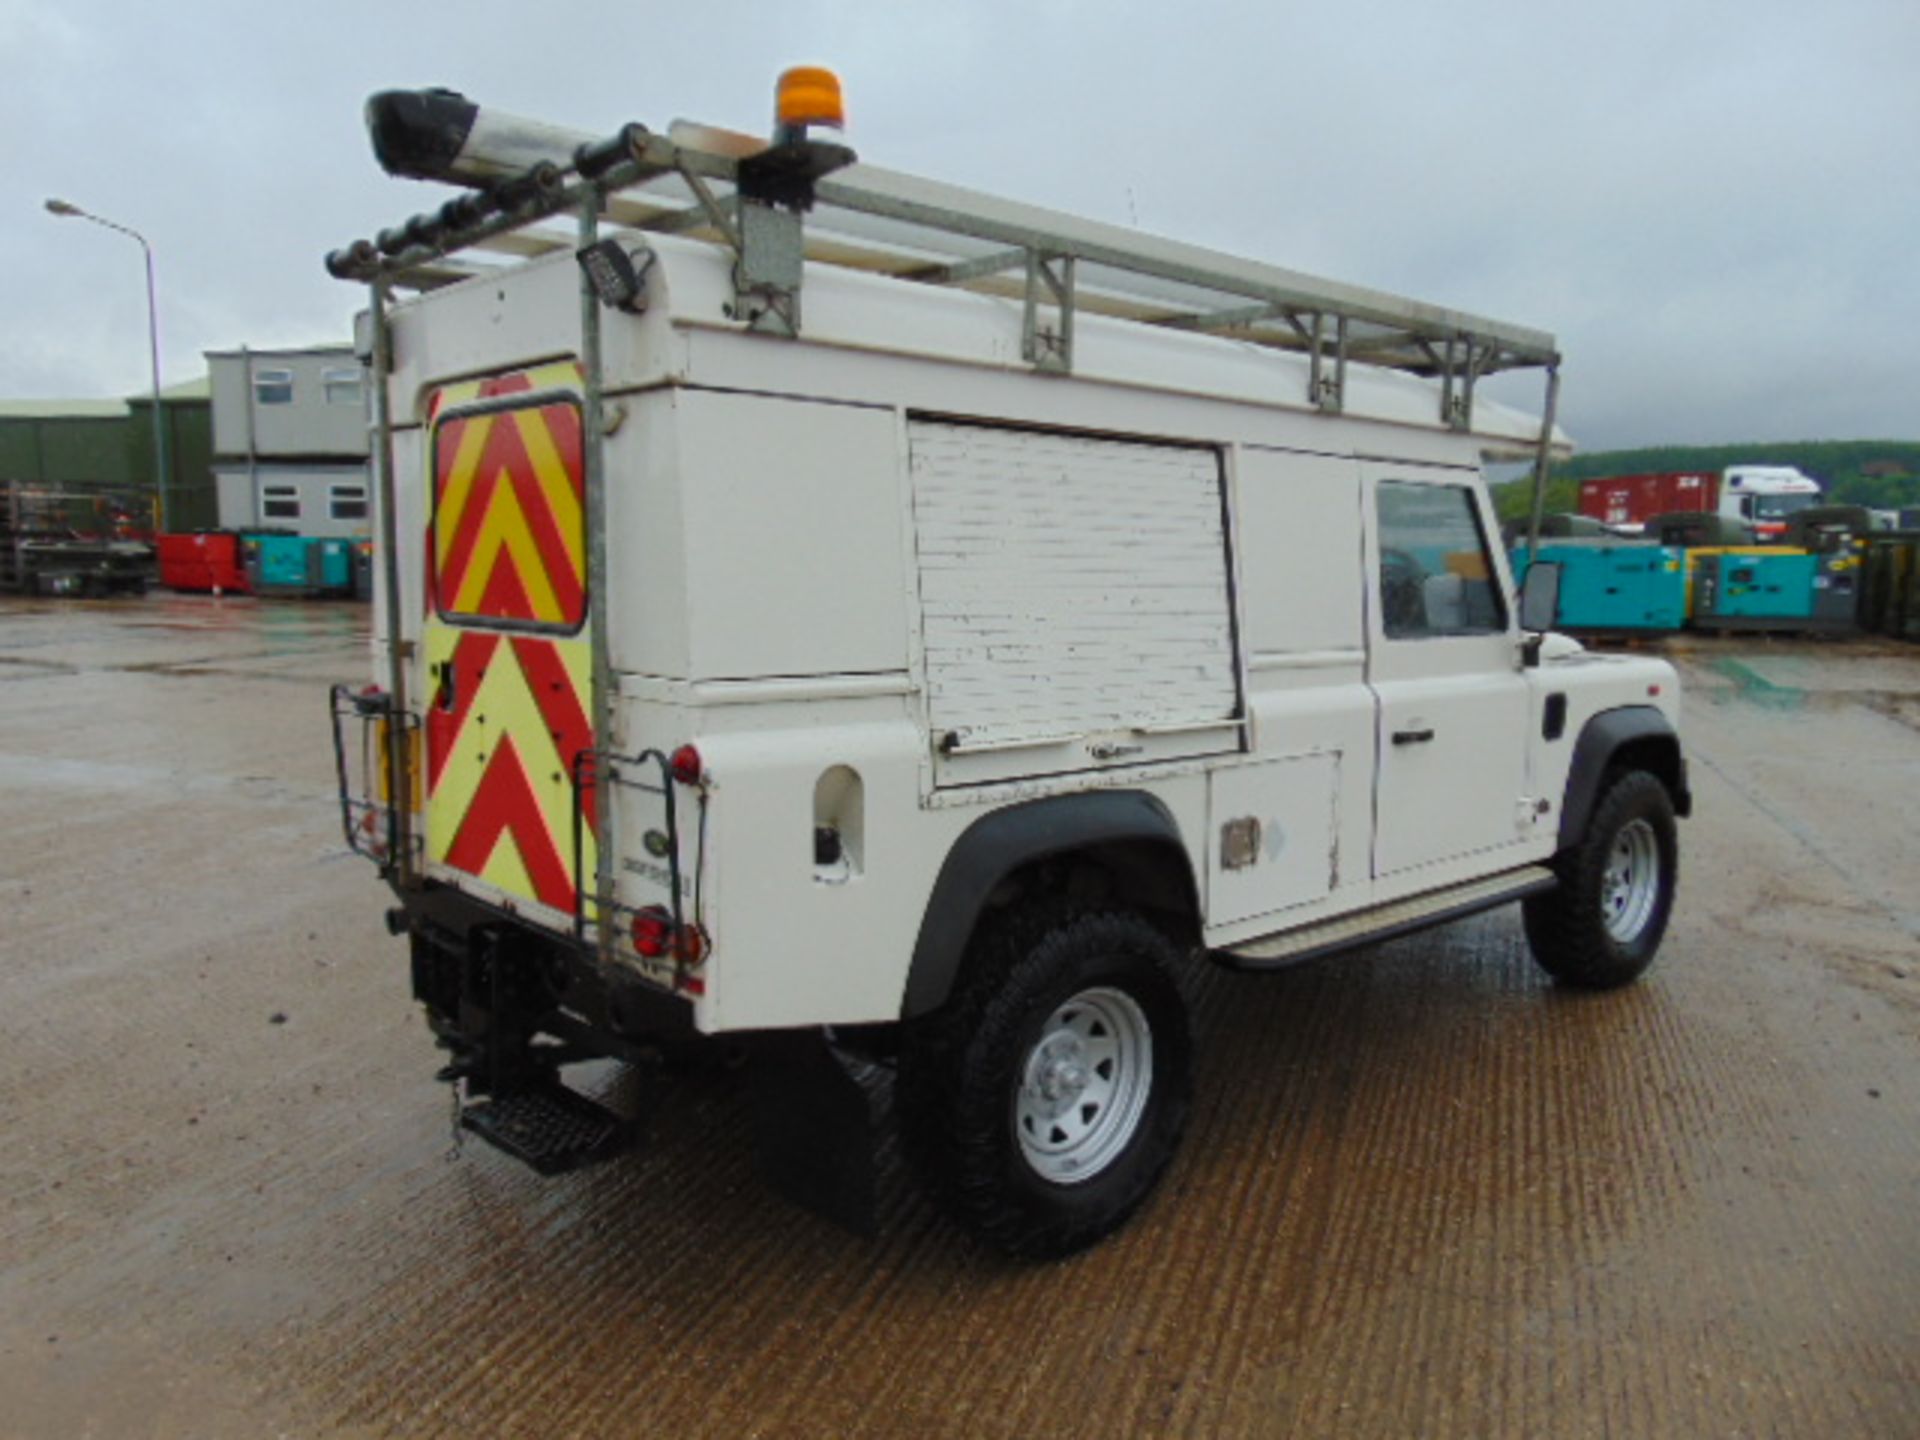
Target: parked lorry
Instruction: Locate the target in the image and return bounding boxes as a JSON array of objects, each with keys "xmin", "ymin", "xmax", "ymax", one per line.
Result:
[
  {"xmin": 1579, "ymin": 465, "xmax": 1821, "ymax": 540},
  {"xmin": 327, "ymin": 69, "xmax": 1691, "ymax": 1257}
]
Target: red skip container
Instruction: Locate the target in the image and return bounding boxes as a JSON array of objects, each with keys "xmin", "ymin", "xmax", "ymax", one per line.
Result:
[{"xmin": 156, "ymin": 532, "xmax": 251, "ymax": 594}]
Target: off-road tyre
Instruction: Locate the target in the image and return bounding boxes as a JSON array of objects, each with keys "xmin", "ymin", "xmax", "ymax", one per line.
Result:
[
  {"xmin": 1524, "ymin": 769, "xmax": 1678, "ymax": 989},
  {"xmin": 898, "ymin": 907, "xmax": 1192, "ymax": 1260}
]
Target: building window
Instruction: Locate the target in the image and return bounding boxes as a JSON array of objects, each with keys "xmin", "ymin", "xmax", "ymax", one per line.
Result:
[
  {"xmin": 262, "ymin": 485, "xmax": 300, "ymax": 521},
  {"xmin": 254, "ymin": 367, "xmax": 294, "ymax": 405},
  {"xmin": 322, "ymin": 367, "xmax": 365, "ymax": 407},
  {"xmin": 329, "ymin": 483, "xmax": 369, "ymax": 521}
]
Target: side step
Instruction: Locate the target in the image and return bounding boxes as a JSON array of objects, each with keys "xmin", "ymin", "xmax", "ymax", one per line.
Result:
[
  {"xmin": 1217, "ymin": 865, "xmax": 1557, "ymax": 970},
  {"xmin": 459, "ymin": 1084, "xmax": 638, "ymax": 1176}
]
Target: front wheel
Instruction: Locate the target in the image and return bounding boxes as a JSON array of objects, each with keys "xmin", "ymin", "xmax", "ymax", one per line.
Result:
[
  {"xmin": 898, "ymin": 909, "xmax": 1192, "ymax": 1259},
  {"xmin": 1524, "ymin": 769, "xmax": 1679, "ymax": 989}
]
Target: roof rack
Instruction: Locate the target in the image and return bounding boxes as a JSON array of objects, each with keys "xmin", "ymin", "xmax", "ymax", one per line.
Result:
[{"xmin": 327, "ymin": 118, "xmax": 1558, "ymax": 431}]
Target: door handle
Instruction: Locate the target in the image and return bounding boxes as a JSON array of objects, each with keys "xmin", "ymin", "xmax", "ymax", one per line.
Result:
[
  {"xmin": 1391, "ymin": 727, "xmax": 1435, "ymax": 746},
  {"xmin": 432, "ymin": 660, "xmax": 456, "ymax": 713}
]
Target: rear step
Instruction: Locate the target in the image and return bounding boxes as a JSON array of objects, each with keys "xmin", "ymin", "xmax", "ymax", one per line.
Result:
[
  {"xmin": 459, "ymin": 1084, "xmax": 638, "ymax": 1176},
  {"xmin": 1217, "ymin": 864, "xmax": 1557, "ymax": 970}
]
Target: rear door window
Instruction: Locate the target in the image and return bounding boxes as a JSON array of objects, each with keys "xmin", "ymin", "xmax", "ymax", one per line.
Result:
[{"xmin": 430, "ymin": 395, "xmax": 585, "ymax": 632}]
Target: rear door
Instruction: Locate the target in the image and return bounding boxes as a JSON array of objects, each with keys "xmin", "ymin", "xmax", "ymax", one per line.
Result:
[{"xmin": 420, "ymin": 361, "xmax": 596, "ymax": 925}]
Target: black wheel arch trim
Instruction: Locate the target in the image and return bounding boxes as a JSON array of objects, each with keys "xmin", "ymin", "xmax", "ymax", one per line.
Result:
[
  {"xmin": 1557, "ymin": 705, "xmax": 1692, "ymax": 851},
  {"xmin": 901, "ymin": 790, "xmax": 1199, "ymax": 1019}
]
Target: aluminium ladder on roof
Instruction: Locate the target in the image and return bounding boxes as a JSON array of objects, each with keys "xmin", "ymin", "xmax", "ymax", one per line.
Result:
[
  {"xmin": 327, "ymin": 114, "xmax": 1566, "ymax": 964},
  {"xmin": 328, "ymin": 118, "xmax": 1560, "ymax": 431}
]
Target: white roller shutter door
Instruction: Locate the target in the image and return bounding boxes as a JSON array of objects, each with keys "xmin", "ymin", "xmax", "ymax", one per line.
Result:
[{"xmin": 909, "ymin": 420, "xmax": 1242, "ymax": 784}]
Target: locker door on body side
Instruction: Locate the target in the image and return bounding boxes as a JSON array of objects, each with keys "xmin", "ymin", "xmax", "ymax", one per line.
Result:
[
  {"xmin": 909, "ymin": 420, "xmax": 1244, "ymax": 788},
  {"xmin": 1209, "ymin": 447, "xmax": 1372, "ymax": 929}
]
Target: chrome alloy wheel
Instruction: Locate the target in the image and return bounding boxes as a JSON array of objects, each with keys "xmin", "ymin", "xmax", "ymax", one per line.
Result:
[
  {"xmin": 1602, "ymin": 818, "xmax": 1662, "ymax": 944},
  {"xmin": 1014, "ymin": 986, "xmax": 1153, "ymax": 1185}
]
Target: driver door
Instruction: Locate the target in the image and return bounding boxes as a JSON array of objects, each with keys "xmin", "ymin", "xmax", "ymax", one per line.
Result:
[{"xmin": 1364, "ymin": 468, "xmax": 1531, "ymax": 879}]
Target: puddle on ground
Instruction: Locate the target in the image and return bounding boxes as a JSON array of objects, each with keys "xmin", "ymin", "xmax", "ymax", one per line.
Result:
[
  {"xmin": 1706, "ymin": 656, "xmax": 1809, "ymax": 711},
  {"xmin": 1700, "ymin": 656, "xmax": 1920, "ymax": 732}
]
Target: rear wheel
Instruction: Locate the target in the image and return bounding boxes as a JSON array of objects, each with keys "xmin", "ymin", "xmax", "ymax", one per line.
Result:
[
  {"xmin": 1524, "ymin": 769, "xmax": 1678, "ymax": 989},
  {"xmin": 899, "ymin": 908, "xmax": 1191, "ymax": 1259}
]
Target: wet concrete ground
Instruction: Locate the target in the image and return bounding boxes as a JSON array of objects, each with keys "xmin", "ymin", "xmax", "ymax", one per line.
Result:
[{"xmin": 1, "ymin": 595, "xmax": 1916, "ymax": 1438}]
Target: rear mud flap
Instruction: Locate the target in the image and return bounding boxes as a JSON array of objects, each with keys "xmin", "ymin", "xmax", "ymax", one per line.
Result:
[{"xmin": 750, "ymin": 1030, "xmax": 879, "ymax": 1236}]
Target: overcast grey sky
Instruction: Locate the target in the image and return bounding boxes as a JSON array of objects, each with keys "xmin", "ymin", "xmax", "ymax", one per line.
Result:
[{"xmin": 3, "ymin": 0, "xmax": 1913, "ymax": 450}]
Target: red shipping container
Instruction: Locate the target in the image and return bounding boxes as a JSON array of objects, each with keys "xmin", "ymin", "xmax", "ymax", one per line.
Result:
[
  {"xmin": 157, "ymin": 532, "xmax": 251, "ymax": 594},
  {"xmin": 1577, "ymin": 472, "xmax": 1719, "ymax": 530}
]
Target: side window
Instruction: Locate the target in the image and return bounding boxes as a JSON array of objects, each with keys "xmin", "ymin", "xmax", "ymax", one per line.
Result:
[
  {"xmin": 1376, "ymin": 481, "xmax": 1507, "ymax": 638},
  {"xmin": 253, "ymin": 367, "xmax": 294, "ymax": 405}
]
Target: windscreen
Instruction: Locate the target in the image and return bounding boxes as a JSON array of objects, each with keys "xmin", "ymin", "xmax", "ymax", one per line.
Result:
[{"xmin": 1753, "ymin": 492, "xmax": 1817, "ymax": 520}]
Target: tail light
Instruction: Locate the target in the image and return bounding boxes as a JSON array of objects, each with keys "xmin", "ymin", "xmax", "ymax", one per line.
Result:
[
  {"xmin": 629, "ymin": 905, "xmax": 707, "ymax": 966},
  {"xmin": 669, "ymin": 743, "xmax": 704, "ymax": 786},
  {"xmin": 676, "ymin": 924, "xmax": 708, "ymax": 966},
  {"xmin": 631, "ymin": 905, "xmax": 673, "ymax": 957}
]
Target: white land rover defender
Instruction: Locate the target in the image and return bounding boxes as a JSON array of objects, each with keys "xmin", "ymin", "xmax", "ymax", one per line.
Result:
[{"xmin": 328, "ymin": 71, "xmax": 1688, "ymax": 1258}]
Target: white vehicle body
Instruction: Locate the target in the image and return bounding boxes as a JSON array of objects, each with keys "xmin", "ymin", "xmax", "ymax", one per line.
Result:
[
  {"xmin": 329, "ymin": 87, "xmax": 1691, "ymax": 1251},
  {"xmin": 371, "ymin": 232, "xmax": 1678, "ymax": 1032}
]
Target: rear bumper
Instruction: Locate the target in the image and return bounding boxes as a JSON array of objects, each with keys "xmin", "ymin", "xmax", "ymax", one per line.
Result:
[
  {"xmin": 399, "ymin": 881, "xmax": 696, "ymax": 1061},
  {"xmin": 395, "ymin": 879, "xmax": 879, "ymax": 1232}
]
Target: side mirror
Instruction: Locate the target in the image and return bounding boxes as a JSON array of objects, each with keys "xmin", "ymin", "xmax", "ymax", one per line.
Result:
[{"xmin": 1518, "ymin": 560, "xmax": 1561, "ymax": 658}]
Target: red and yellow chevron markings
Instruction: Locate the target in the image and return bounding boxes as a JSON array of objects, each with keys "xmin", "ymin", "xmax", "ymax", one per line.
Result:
[
  {"xmin": 430, "ymin": 363, "xmax": 585, "ymax": 629},
  {"xmin": 423, "ymin": 627, "xmax": 596, "ymax": 913},
  {"xmin": 422, "ymin": 361, "xmax": 595, "ymax": 915}
]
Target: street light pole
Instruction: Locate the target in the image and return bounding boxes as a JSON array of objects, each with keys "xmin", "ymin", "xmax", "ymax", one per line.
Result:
[{"xmin": 44, "ymin": 199, "xmax": 171, "ymax": 532}]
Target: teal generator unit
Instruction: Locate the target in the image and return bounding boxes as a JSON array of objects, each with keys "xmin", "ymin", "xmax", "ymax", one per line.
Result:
[
  {"xmin": 307, "ymin": 537, "xmax": 355, "ymax": 595},
  {"xmin": 242, "ymin": 533, "xmax": 313, "ymax": 594},
  {"xmin": 241, "ymin": 534, "xmax": 360, "ymax": 597},
  {"xmin": 1691, "ymin": 552, "xmax": 1829, "ymax": 630},
  {"xmin": 1511, "ymin": 542, "xmax": 1688, "ymax": 631}
]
